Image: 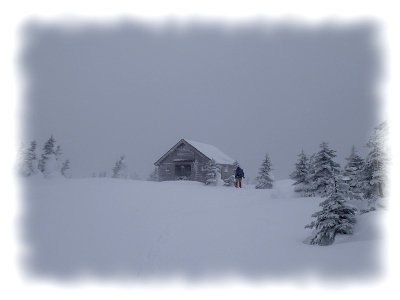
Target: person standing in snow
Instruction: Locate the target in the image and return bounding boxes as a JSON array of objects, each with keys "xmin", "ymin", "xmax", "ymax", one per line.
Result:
[{"xmin": 234, "ymin": 166, "xmax": 245, "ymax": 188}]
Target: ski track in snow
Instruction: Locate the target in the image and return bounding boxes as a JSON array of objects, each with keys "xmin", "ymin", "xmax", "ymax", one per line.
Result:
[{"xmin": 22, "ymin": 178, "xmax": 383, "ymax": 281}]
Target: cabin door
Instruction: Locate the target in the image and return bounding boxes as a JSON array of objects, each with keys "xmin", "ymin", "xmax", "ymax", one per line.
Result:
[{"xmin": 175, "ymin": 164, "xmax": 191, "ymax": 180}]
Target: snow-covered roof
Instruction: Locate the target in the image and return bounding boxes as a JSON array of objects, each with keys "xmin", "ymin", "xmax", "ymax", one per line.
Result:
[{"xmin": 184, "ymin": 139, "xmax": 235, "ymax": 165}]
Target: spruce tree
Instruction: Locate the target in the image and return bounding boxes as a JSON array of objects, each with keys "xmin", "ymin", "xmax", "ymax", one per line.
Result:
[
  {"xmin": 205, "ymin": 159, "xmax": 219, "ymax": 185},
  {"xmin": 343, "ymin": 146, "xmax": 365, "ymax": 197},
  {"xmin": 61, "ymin": 159, "xmax": 70, "ymax": 177},
  {"xmin": 309, "ymin": 142, "xmax": 341, "ymax": 197},
  {"xmin": 38, "ymin": 135, "xmax": 60, "ymax": 177},
  {"xmin": 38, "ymin": 136, "xmax": 55, "ymax": 173},
  {"xmin": 255, "ymin": 153, "xmax": 273, "ymax": 189},
  {"xmin": 290, "ymin": 150, "xmax": 310, "ymax": 196},
  {"xmin": 112, "ymin": 155, "xmax": 127, "ymax": 179},
  {"xmin": 361, "ymin": 122, "xmax": 387, "ymax": 201},
  {"xmin": 20, "ymin": 140, "xmax": 38, "ymax": 176},
  {"xmin": 305, "ymin": 176, "xmax": 357, "ymax": 246},
  {"xmin": 305, "ymin": 153, "xmax": 317, "ymax": 196}
]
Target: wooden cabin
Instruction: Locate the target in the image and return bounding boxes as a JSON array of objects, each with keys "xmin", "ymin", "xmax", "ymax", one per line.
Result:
[{"xmin": 154, "ymin": 139, "xmax": 237, "ymax": 183}]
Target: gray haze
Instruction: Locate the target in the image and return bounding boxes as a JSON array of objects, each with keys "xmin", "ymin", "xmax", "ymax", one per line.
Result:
[{"xmin": 20, "ymin": 21, "xmax": 381, "ymax": 180}]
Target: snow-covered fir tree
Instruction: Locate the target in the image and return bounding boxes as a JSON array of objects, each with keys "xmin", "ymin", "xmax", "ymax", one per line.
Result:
[
  {"xmin": 255, "ymin": 153, "xmax": 273, "ymax": 189},
  {"xmin": 305, "ymin": 176, "xmax": 357, "ymax": 246},
  {"xmin": 20, "ymin": 140, "xmax": 38, "ymax": 177},
  {"xmin": 112, "ymin": 155, "xmax": 128, "ymax": 179},
  {"xmin": 304, "ymin": 153, "xmax": 317, "ymax": 196},
  {"xmin": 205, "ymin": 159, "xmax": 219, "ymax": 185},
  {"xmin": 61, "ymin": 159, "xmax": 70, "ymax": 177},
  {"xmin": 148, "ymin": 166, "xmax": 159, "ymax": 182},
  {"xmin": 309, "ymin": 142, "xmax": 341, "ymax": 197},
  {"xmin": 38, "ymin": 135, "xmax": 62, "ymax": 177},
  {"xmin": 339, "ymin": 172, "xmax": 362, "ymax": 201},
  {"xmin": 38, "ymin": 136, "xmax": 55, "ymax": 174},
  {"xmin": 343, "ymin": 146, "xmax": 365, "ymax": 197},
  {"xmin": 361, "ymin": 122, "xmax": 388, "ymax": 202},
  {"xmin": 290, "ymin": 150, "xmax": 310, "ymax": 196}
]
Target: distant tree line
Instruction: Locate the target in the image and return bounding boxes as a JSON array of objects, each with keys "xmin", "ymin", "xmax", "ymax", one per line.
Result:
[
  {"xmin": 18, "ymin": 135, "xmax": 70, "ymax": 178},
  {"xmin": 19, "ymin": 135, "xmax": 146, "ymax": 180}
]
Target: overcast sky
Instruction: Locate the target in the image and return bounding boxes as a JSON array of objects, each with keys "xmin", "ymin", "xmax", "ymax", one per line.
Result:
[{"xmin": 20, "ymin": 21, "xmax": 381, "ymax": 180}]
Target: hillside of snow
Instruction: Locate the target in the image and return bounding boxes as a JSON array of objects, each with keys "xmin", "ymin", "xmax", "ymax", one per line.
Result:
[{"xmin": 21, "ymin": 178, "xmax": 383, "ymax": 281}]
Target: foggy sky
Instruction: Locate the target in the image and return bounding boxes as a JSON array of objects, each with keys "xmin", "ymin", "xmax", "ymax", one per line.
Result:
[{"xmin": 21, "ymin": 21, "xmax": 380, "ymax": 180}]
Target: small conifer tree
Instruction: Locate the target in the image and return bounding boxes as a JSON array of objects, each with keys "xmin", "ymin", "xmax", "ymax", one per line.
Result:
[
  {"xmin": 38, "ymin": 136, "xmax": 56, "ymax": 174},
  {"xmin": 38, "ymin": 135, "xmax": 62, "ymax": 177},
  {"xmin": 343, "ymin": 146, "xmax": 365, "ymax": 197},
  {"xmin": 361, "ymin": 122, "xmax": 387, "ymax": 202},
  {"xmin": 309, "ymin": 142, "xmax": 341, "ymax": 197},
  {"xmin": 112, "ymin": 155, "xmax": 128, "ymax": 179},
  {"xmin": 61, "ymin": 159, "xmax": 70, "ymax": 177},
  {"xmin": 290, "ymin": 150, "xmax": 310, "ymax": 196},
  {"xmin": 305, "ymin": 176, "xmax": 357, "ymax": 246},
  {"xmin": 20, "ymin": 140, "xmax": 38, "ymax": 177},
  {"xmin": 205, "ymin": 159, "xmax": 219, "ymax": 185},
  {"xmin": 255, "ymin": 154, "xmax": 273, "ymax": 189}
]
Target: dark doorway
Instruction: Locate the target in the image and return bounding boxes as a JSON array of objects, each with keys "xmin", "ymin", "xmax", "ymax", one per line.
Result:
[{"xmin": 175, "ymin": 164, "xmax": 191, "ymax": 180}]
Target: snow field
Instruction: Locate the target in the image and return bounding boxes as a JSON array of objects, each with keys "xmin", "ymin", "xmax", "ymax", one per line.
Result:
[{"xmin": 22, "ymin": 178, "xmax": 382, "ymax": 281}]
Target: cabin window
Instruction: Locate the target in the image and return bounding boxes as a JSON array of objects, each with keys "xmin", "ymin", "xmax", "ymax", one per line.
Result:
[{"xmin": 223, "ymin": 166, "xmax": 228, "ymax": 173}]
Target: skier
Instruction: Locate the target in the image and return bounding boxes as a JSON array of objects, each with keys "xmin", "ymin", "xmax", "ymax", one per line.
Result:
[{"xmin": 234, "ymin": 166, "xmax": 245, "ymax": 188}]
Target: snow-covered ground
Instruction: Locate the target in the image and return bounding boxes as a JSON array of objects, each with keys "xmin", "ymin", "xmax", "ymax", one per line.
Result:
[{"xmin": 21, "ymin": 178, "xmax": 383, "ymax": 281}]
